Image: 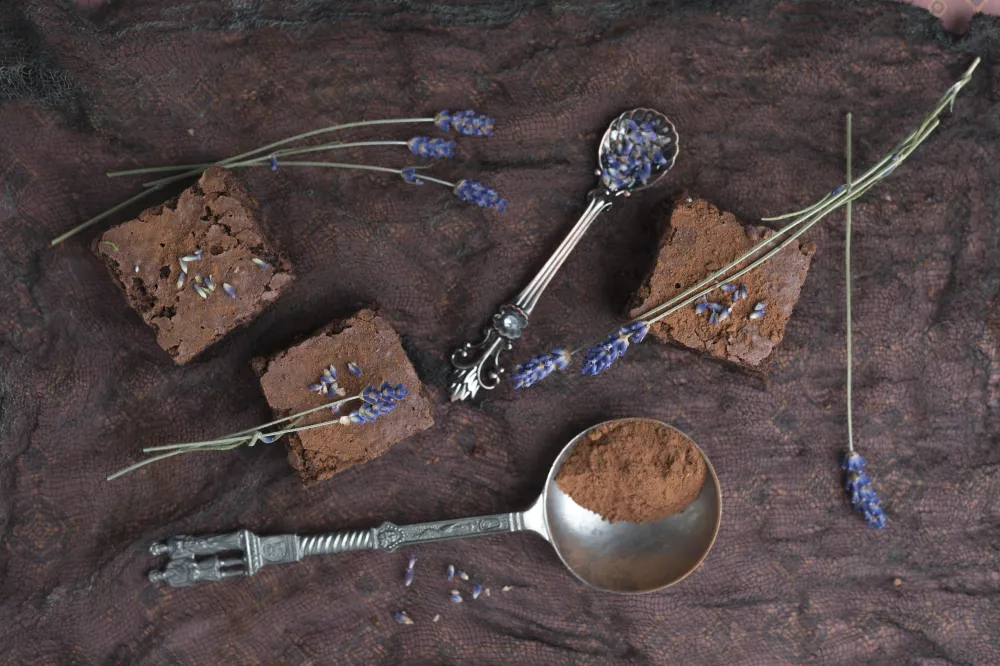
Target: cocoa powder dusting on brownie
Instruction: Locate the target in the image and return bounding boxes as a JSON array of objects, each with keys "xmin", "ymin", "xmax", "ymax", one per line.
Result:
[{"xmin": 555, "ymin": 420, "xmax": 707, "ymax": 524}]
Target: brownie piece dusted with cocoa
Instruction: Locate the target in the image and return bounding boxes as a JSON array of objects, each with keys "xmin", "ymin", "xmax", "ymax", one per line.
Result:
[
  {"xmin": 254, "ymin": 309, "xmax": 435, "ymax": 485},
  {"xmin": 629, "ymin": 197, "xmax": 815, "ymax": 372},
  {"xmin": 94, "ymin": 167, "xmax": 294, "ymax": 364}
]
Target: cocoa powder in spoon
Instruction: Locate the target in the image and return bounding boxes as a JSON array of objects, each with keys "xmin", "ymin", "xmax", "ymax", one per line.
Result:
[{"xmin": 555, "ymin": 420, "xmax": 707, "ymax": 524}]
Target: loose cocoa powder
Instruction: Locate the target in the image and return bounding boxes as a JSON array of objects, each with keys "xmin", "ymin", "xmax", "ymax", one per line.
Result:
[{"xmin": 555, "ymin": 420, "xmax": 707, "ymax": 524}]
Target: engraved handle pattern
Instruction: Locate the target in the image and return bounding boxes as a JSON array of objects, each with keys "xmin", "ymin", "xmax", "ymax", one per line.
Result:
[
  {"xmin": 373, "ymin": 514, "xmax": 524, "ymax": 551},
  {"xmin": 298, "ymin": 529, "xmax": 375, "ymax": 557}
]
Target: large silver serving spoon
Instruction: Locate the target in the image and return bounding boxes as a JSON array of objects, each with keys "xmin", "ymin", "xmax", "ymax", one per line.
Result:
[
  {"xmin": 447, "ymin": 109, "xmax": 679, "ymax": 401},
  {"xmin": 148, "ymin": 418, "xmax": 721, "ymax": 593}
]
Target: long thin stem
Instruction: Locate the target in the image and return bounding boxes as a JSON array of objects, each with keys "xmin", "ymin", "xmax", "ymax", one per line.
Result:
[
  {"xmin": 109, "ymin": 141, "xmax": 412, "ymax": 180},
  {"xmin": 54, "ymin": 117, "xmax": 436, "ymax": 245},
  {"xmin": 846, "ymin": 113, "xmax": 855, "ymax": 453}
]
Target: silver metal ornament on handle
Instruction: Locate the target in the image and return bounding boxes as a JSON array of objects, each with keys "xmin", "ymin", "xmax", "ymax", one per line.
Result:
[
  {"xmin": 148, "ymin": 418, "xmax": 720, "ymax": 594},
  {"xmin": 448, "ymin": 109, "xmax": 679, "ymax": 401}
]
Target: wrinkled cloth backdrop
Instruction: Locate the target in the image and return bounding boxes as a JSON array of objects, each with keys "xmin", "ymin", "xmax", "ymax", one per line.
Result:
[{"xmin": 1, "ymin": 1, "xmax": 998, "ymax": 664}]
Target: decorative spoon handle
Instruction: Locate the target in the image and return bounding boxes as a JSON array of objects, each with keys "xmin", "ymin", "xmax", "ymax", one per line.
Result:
[
  {"xmin": 448, "ymin": 192, "xmax": 613, "ymax": 402},
  {"xmin": 148, "ymin": 502, "xmax": 546, "ymax": 587}
]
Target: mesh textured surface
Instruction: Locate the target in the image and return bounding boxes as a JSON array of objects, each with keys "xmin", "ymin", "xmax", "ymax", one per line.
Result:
[{"xmin": 2, "ymin": 1, "xmax": 999, "ymax": 664}]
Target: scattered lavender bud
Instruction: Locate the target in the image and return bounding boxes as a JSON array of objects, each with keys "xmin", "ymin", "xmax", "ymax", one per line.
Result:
[
  {"xmin": 308, "ymin": 383, "xmax": 324, "ymax": 393},
  {"xmin": 457, "ymin": 570, "xmax": 469, "ymax": 581},
  {"xmin": 447, "ymin": 564, "xmax": 455, "ymax": 581},
  {"xmin": 694, "ymin": 301, "xmax": 709, "ymax": 315},
  {"xmin": 258, "ymin": 433, "xmax": 279, "ymax": 444},
  {"xmin": 748, "ymin": 309, "xmax": 765, "ymax": 320},
  {"xmin": 347, "ymin": 362, "xmax": 362, "ymax": 377},
  {"xmin": 720, "ymin": 284, "xmax": 737, "ymax": 293},
  {"xmin": 181, "ymin": 254, "xmax": 202, "ymax": 263},
  {"xmin": 193, "ymin": 249, "xmax": 203, "ymax": 257},
  {"xmin": 706, "ymin": 302, "xmax": 725, "ymax": 313},
  {"xmin": 222, "ymin": 283, "xmax": 237, "ymax": 299},
  {"xmin": 832, "ymin": 184, "xmax": 846, "ymax": 195},
  {"xmin": 134, "ymin": 265, "xmax": 140, "ymax": 273},
  {"xmin": 501, "ymin": 586, "xmax": 512, "ymax": 593},
  {"xmin": 472, "ymin": 584, "xmax": 482, "ymax": 600},
  {"xmin": 252, "ymin": 257, "xmax": 270, "ymax": 268},
  {"xmin": 449, "ymin": 590, "xmax": 463, "ymax": 603},
  {"xmin": 735, "ymin": 284, "xmax": 748, "ymax": 302},
  {"xmin": 204, "ymin": 275, "xmax": 217, "ymax": 292},
  {"xmin": 432, "ymin": 614, "xmax": 440, "ymax": 623},
  {"xmin": 753, "ymin": 300, "xmax": 766, "ymax": 312},
  {"xmin": 269, "ymin": 154, "xmax": 278, "ymax": 172},
  {"xmin": 327, "ymin": 365, "xmax": 338, "ymax": 379},
  {"xmin": 179, "ymin": 258, "xmax": 189, "ymax": 274},
  {"xmin": 404, "ymin": 568, "xmax": 414, "ymax": 587},
  {"xmin": 393, "ymin": 611, "xmax": 414, "ymax": 625},
  {"xmin": 193, "ymin": 283, "xmax": 208, "ymax": 299},
  {"xmin": 175, "ymin": 273, "xmax": 185, "ymax": 289},
  {"xmin": 708, "ymin": 310, "xmax": 720, "ymax": 326},
  {"xmin": 484, "ymin": 588, "xmax": 491, "ymax": 597},
  {"xmin": 718, "ymin": 306, "xmax": 731, "ymax": 323},
  {"xmin": 407, "ymin": 554, "xmax": 416, "ymax": 570}
]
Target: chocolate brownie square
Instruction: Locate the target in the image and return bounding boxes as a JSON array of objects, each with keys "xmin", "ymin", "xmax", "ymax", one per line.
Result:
[
  {"xmin": 629, "ymin": 197, "xmax": 815, "ymax": 372},
  {"xmin": 94, "ymin": 167, "xmax": 294, "ymax": 364},
  {"xmin": 254, "ymin": 309, "xmax": 435, "ymax": 485}
]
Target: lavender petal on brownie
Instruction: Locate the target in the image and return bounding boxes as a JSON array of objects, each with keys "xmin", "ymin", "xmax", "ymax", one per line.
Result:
[
  {"xmin": 254, "ymin": 309, "xmax": 434, "ymax": 485},
  {"xmin": 628, "ymin": 197, "xmax": 815, "ymax": 372},
  {"xmin": 94, "ymin": 167, "xmax": 294, "ymax": 364}
]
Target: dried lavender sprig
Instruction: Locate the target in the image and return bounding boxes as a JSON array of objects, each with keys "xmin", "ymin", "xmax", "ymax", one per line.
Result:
[
  {"xmin": 840, "ymin": 115, "xmax": 885, "ymax": 530},
  {"xmin": 106, "ymin": 392, "xmax": 365, "ymax": 481},
  {"xmin": 627, "ymin": 58, "xmax": 979, "ymax": 330},
  {"xmin": 56, "ymin": 110, "xmax": 494, "ymax": 245},
  {"xmin": 510, "ymin": 349, "xmax": 570, "ymax": 389},
  {"xmin": 515, "ymin": 58, "xmax": 979, "ymax": 387}
]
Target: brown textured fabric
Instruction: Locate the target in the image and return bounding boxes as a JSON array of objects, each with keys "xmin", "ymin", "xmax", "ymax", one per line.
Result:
[{"xmin": 1, "ymin": 1, "xmax": 999, "ymax": 664}]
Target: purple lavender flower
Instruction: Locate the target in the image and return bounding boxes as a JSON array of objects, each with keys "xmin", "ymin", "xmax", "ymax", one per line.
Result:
[
  {"xmin": 510, "ymin": 349, "xmax": 571, "ymax": 389},
  {"xmin": 343, "ymin": 382, "xmax": 407, "ymax": 425},
  {"xmin": 407, "ymin": 136, "xmax": 456, "ymax": 159},
  {"xmin": 435, "ymin": 110, "xmax": 495, "ymax": 136},
  {"xmin": 453, "ymin": 179, "xmax": 508, "ymax": 212},
  {"xmin": 842, "ymin": 452, "xmax": 886, "ymax": 529},
  {"xmin": 581, "ymin": 322, "xmax": 648, "ymax": 376},
  {"xmin": 269, "ymin": 154, "xmax": 278, "ymax": 172},
  {"xmin": 401, "ymin": 167, "xmax": 424, "ymax": 185}
]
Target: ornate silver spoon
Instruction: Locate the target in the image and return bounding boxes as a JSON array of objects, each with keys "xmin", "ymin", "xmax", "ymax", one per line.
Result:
[
  {"xmin": 147, "ymin": 418, "xmax": 720, "ymax": 594},
  {"xmin": 447, "ymin": 109, "xmax": 679, "ymax": 401}
]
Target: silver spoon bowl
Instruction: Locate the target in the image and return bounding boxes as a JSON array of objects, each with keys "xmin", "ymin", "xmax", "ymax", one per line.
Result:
[{"xmin": 148, "ymin": 418, "xmax": 721, "ymax": 593}]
